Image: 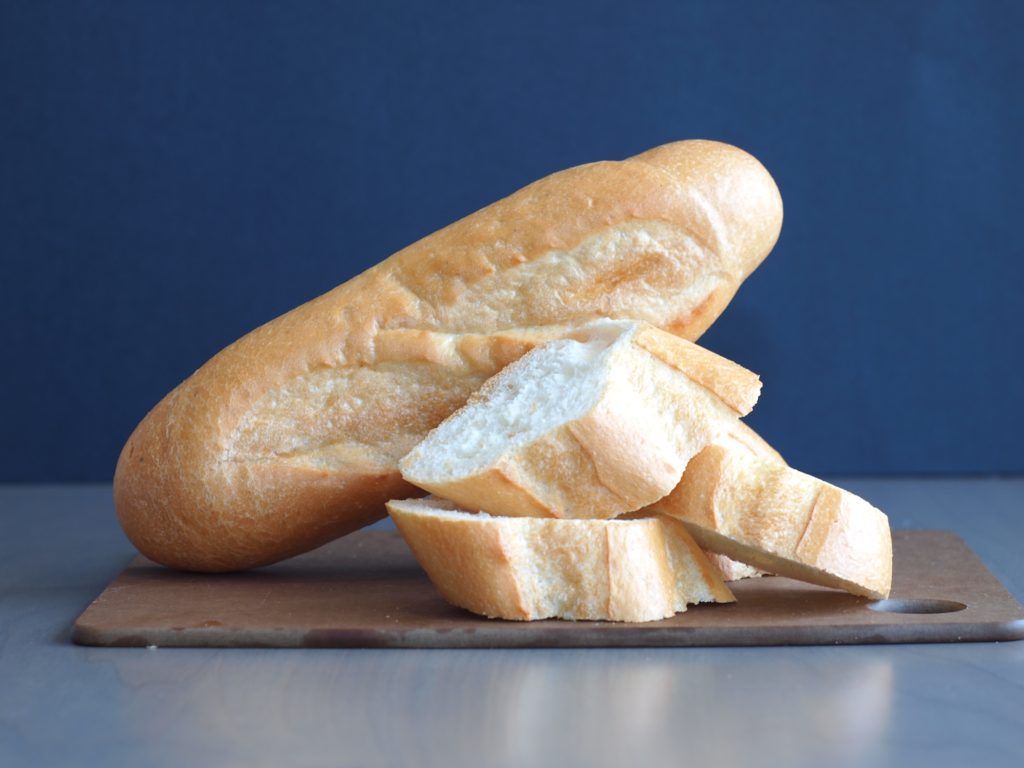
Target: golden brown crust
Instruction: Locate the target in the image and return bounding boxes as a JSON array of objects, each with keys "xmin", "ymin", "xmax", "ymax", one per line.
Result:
[
  {"xmin": 722, "ymin": 420, "xmax": 786, "ymax": 465},
  {"xmin": 794, "ymin": 486, "xmax": 893, "ymax": 599},
  {"xmin": 115, "ymin": 140, "xmax": 783, "ymax": 571},
  {"xmin": 632, "ymin": 325, "xmax": 762, "ymax": 415}
]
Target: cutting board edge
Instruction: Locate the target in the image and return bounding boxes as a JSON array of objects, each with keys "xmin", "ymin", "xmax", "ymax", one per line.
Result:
[{"xmin": 70, "ymin": 528, "xmax": 1024, "ymax": 649}]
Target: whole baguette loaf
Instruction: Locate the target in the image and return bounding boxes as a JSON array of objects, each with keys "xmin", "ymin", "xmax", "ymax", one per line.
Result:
[
  {"xmin": 115, "ymin": 140, "xmax": 783, "ymax": 571},
  {"xmin": 645, "ymin": 436, "xmax": 892, "ymax": 599},
  {"xmin": 400, "ymin": 320, "xmax": 761, "ymax": 519},
  {"xmin": 387, "ymin": 497, "xmax": 735, "ymax": 622}
]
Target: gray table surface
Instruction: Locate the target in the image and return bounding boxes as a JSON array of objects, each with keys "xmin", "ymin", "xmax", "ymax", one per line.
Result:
[{"xmin": 1, "ymin": 480, "xmax": 1023, "ymax": 768}]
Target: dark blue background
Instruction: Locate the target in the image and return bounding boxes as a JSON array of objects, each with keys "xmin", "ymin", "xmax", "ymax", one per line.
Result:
[{"xmin": 2, "ymin": 1, "xmax": 1022, "ymax": 481}]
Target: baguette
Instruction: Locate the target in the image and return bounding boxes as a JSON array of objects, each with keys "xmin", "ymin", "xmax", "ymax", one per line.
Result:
[
  {"xmin": 386, "ymin": 497, "xmax": 735, "ymax": 622},
  {"xmin": 114, "ymin": 140, "xmax": 783, "ymax": 571},
  {"xmin": 399, "ymin": 320, "xmax": 761, "ymax": 519},
  {"xmin": 645, "ymin": 438, "xmax": 892, "ymax": 599}
]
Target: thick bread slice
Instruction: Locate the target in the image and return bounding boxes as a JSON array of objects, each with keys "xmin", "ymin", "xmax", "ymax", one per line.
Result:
[
  {"xmin": 645, "ymin": 439, "xmax": 892, "ymax": 599},
  {"xmin": 399, "ymin": 320, "xmax": 761, "ymax": 520},
  {"xmin": 115, "ymin": 140, "xmax": 783, "ymax": 571},
  {"xmin": 386, "ymin": 497, "xmax": 735, "ymax": 622}
]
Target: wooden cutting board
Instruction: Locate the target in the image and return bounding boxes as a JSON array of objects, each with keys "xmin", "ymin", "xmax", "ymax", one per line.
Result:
[{"xmin": 72, "ymin": 529, "xmax": 1024, "ymax": 648}]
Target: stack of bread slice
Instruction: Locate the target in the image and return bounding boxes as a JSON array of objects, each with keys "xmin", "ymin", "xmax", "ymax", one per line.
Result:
[
  {"xmin": 111, "ymin": 137, "xmax": 892, "ymax": 611},
  {"xmin": 389, "ymin": 320, "xmax": 892, "ymax": 622}
]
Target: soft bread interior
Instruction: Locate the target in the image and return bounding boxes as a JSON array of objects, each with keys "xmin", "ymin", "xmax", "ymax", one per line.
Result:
[{"xmin": 400, "ymin": 329, "xmax": 616, "ymax": 483}]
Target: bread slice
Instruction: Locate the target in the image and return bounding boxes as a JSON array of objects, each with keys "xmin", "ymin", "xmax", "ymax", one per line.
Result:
[
  {"xmin": 399, "ymin": 320, "xmax": 761, "ymax": 520},
  {"xmin": 645, "ymin": 437, "xmax": 892, "ymax": 599},
  {"xmin": 386, "ymin": 497, "xmax": 735, "ymax": 622}
]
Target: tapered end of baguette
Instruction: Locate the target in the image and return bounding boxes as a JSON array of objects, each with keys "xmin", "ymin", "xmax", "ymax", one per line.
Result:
[
  {"xmin": 114, "ymin": 396, "xmax": 415, "ymax": 572},
  {"xmin": 629, "ymin": 140, "xmax": 783, "ymax": 338},
  {"xmin": 647, "ymin": 440, "xmax": 892, "ymax": 600},
  {"xmin": 387, "ymin": 498, "xmax": 734, "ymax": 622},
  {"xmin": 630, "ymin": 141, "xmax": 783, "ymax": 275},
  {"xmin": 112, "ymin": 324, "xmax": 566, "ymax": 572}
]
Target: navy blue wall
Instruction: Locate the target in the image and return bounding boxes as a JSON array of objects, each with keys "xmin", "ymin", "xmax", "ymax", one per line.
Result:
[{"xmin": 2, "ymin": 1, "xmax": 1022, "ymax": 481}]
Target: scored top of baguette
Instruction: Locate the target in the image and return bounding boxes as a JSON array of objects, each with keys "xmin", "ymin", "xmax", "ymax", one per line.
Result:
[{"xmin": 115, "ymin": 140, "xmax": 783, "ymax": 571}]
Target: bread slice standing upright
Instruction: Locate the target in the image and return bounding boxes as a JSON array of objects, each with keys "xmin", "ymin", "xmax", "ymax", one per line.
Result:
[
  {"xmin": 399, "ymin": 320, "xmax": 761, "ymax": 520},
  {"xmin": 387, "ymin": 497, "xmax": 735, "ymax": 622}
]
